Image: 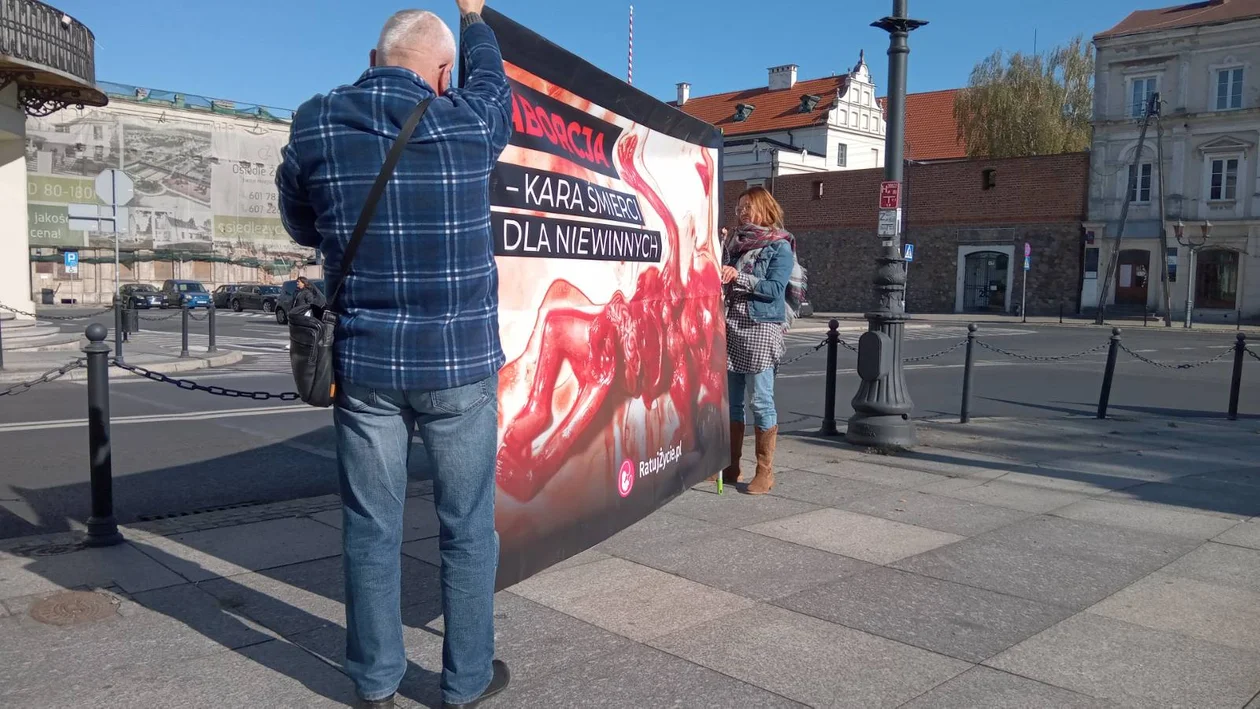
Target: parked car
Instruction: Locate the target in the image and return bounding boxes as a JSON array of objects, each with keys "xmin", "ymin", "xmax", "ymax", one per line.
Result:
[
  {"xmin": 274, "ymin": 279, "xmax": 325, "ymax": 325},
  {"xmin": 230, "ymin": 285, "xmax": 282, "ymax": 313},
  {"xmin": 212, "ymin": 284, "xmax": 247, "ymax": 309},
  {"xmin": 159, "ymin": 279, "xmax": 211, "ymax": 309},
  {"xmin": 117, "ymin": 283, "xmax": 168, "ymax": 309}
]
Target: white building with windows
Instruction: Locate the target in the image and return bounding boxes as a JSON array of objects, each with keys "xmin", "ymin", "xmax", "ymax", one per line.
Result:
[
  {"xmin": 674, "ymin": 54, "xmax": 966, "ymax": 183},
  {"xmin": 1084, "ymin": 0, "xmax": 1260, "ymax": 322}
]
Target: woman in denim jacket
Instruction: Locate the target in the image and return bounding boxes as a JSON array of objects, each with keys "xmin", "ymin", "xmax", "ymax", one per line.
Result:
[{"xmin": 716, "ymin": 186, "xmax": 798, "ymax": 494}]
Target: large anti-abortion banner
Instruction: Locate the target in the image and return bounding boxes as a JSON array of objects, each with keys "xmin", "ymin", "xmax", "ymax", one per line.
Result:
[{"xmin": 483, "ymin": 8, "xmax": 728, "ymax": 588}]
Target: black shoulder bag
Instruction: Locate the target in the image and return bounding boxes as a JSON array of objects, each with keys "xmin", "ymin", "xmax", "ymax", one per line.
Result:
[{"xmin": 288, "ymin": 97, "xmax": 434, "ymax": 408}]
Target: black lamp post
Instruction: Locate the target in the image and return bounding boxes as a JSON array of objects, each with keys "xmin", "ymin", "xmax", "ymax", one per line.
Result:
[
  {"xmin": 1173, "ymin": 218, "xmax": 1211, "ymax": 329},
  {"xmin": 846, "ymin": 0, "xmax": 926, "ymax": 449}
]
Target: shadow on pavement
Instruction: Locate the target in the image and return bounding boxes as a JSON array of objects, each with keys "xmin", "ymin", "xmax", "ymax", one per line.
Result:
[{"xmin": 4, "ymin": 432, "xmax": 448, "ymax": 707}]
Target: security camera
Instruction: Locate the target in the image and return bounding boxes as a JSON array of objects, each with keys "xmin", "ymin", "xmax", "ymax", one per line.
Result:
[{"xmin": 60, "ymin": 13, "xmax": 72, "ymax": 27}]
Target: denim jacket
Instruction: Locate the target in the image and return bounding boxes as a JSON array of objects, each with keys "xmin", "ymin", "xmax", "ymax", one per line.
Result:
[{"xmin": 727, "ymin": 239, "xmax": 793, "ymax": 324}]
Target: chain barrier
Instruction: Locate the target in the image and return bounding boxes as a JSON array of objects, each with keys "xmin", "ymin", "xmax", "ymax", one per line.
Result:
[
  {"xmin": 904, "ymin": 339, "xmax": 967, "ymax": 363},
  {"xmin": 0, "ymin": 302, "xmax": 114, "ymax": 321},
  {"xmin": 187, "ymin": 310, "xmax": 210, "ymax": 322},
  {"xmin": 976, "ymin": 340, "xmax": 1110, "ymax": 362},
  {"xmin": 1247, "ymin": 348, "xmax": 1260, "ymax": 363},
  {"xmin": 838, "ymin": 338, "xmax": 859, "ymax": 353},
  {"xmin": 138, "ymin": 311, "xmax": 182, "ymax": 321},
  {"xmin": 1120, "ymin": 342, "xmax": 1234, "ymax": 370},
  {"xmin": 0, "ymin": 360, "xmax": 84, "ymax": 397},
  {"xmin": 112, "ymin": 361, "xmax": 300, "ymax": 401},
  {"xmin": 778, "ymin": 337, "xmax": 829, "ymax": 367}
]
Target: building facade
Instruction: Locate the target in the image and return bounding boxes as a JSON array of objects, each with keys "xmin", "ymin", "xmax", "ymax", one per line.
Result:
[
  {"xmin": 723, "ymin": 153, "xmax": 1090, "ymax": 315},
  {"xmin": 1085, "ymin": 0, "xmax": 1260, "ymax": 323},
  {"xmin": 675, "ymin": 54, "xmax": 966, "ymax": 182},
  {"xmin": 23, "ymin": 82, "xmax": 316, "ymax": 304}
]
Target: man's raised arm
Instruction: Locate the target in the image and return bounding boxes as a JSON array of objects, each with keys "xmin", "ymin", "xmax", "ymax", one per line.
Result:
[{"xmin": 456, "ymin": 0, "xmax": 512, "ymax": 152}]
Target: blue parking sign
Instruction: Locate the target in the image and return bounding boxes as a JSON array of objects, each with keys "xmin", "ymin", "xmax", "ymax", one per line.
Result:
[
  {"xmin": 903, "ymin": 243, "xmax": 915, "ymax": 262},
  {"xmin": 64, "ymin": 251, "xmax": 79, "ymax": 273}
]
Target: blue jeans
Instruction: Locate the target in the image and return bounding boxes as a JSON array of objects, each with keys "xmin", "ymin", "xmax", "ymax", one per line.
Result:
[
  {"xmin": 334, "ymin": 373, "xmax": 499, "ymax": 704},
  {"xmin": 728, "ymin": 367, "xmax": 777, "ymax": 429}
]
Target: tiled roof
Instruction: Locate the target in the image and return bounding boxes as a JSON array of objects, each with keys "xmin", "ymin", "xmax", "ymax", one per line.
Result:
[
  {"xmin": 677, "ymin": 75, "xmax": 965, "ymax": 162},
  {"xmin": 1097, "ymin": 0, "xmax": 1260, "ymax": 38},
  {"xmin": 881, "ymin": 89, "xmax": 966, "ymax": 161},
  {"xmin": 674, "ymin": 75, "xmax": 848, "ymax": 137}
]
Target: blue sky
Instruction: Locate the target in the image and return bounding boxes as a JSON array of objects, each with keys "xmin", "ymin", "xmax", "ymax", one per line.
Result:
[{"xmin": 58, "ymin": 0, "xmax": 1146, "ymax": 110}]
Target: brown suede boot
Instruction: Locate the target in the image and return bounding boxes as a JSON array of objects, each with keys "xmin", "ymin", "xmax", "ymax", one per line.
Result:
[
  {"xmin": 745, "ymin": 426, "xmax": 778, "ymax": 495},
  {"xmin": 707, "ymin": 421, "xmax": 746, "ymax": 483},
  {"xmin": 722, "ymin": 421, "xmax": 745, "ymax": 484}
]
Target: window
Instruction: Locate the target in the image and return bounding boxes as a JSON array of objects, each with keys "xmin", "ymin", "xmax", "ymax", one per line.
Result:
[
  {"xmin": 872, "ymin": 148, "xmax": 880, "ymax": 167},
  {"xmin": 1084, "ymin": 248, "xmax": 1100, "ymax": 277},
  {"xmin": 1127, "ymin": 163, "xmax": 1152, "ymax": 203},
  {"xmin": 837, "ymin": 143, "xmax": 847, "ymax": 167},
  {"xmin": 93, "ymin": 145, "xmax": 104, "ymax": 161},
  {"xmin": 1196, "ymin": 249, "xmax": 1239, "ymax": 309},
  {"xmin": 1210, "ymin": 158, "xmax": 1239, "ymax": 200},
  {"xmin": 1216, "ymin": 67, "xmax": 1244, "ymax": 110},
  {"xmin": 1166, "ymin": 247, "xmax": 1178, "ymax": 283},
  {"xmin": 1130, "ymin": 76, "xmax": 1157, "ymax": 117},
  {"xmin": 92, "ymin": 125, "xmax": 104, "ymax": 140}
]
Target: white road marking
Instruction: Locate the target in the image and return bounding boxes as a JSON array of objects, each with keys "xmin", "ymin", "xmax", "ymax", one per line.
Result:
[{"xmin": 0, "ymin": 403, "xmax": 324, "ymax": 433}]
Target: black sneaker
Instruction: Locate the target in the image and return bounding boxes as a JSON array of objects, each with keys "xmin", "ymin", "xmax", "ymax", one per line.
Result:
[
  {"xmin": 356, "ymin": 694, "xmax": 395, "ymax": 709},
  {"xmin": 442, "ymin": 660, "xmax": 511, "ymax": 709}
]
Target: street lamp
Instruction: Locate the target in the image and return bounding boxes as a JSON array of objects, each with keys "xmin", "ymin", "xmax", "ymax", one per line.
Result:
[
  {"xmin": 1173, "ymin": 218, "xmax": 1211, "ymax": 329},
  {"xmin": 846, "ymin": 0, "xmax": 926, "ymax": 449}
]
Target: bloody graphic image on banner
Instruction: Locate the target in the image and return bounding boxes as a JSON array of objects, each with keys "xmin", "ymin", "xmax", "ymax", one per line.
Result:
[{"xmin": 480, "ymin": 8, "xmax": 728, "ymax": 588}]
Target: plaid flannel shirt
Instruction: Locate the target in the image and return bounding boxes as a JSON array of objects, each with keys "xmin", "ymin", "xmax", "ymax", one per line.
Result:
[{"xmin": 276, "ymin": 22, "xmax": 512, "ymax": 392}]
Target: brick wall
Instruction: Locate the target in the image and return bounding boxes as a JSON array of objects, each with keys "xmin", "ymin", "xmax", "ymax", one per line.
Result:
[{"xmin": 721, "ymin": 153, "xmax": 1090, "ymax": 315}]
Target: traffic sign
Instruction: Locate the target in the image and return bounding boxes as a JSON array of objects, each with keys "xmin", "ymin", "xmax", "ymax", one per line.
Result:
[
  {"xmin": 94, "ymin": 169, "xmax": 135, "ymax": 207},
  {"xmin": 877, "ymin": 209, "xmax": 901, "ymax": 238},
  {"xmin": 68, "ymin": 203, "xmax": 128, "ymax": 233},
  {"xmin": 879, "ymin": 181, "xmax": 902, "ymax": 210},
  {"xmin": 903, "ymin": 243, "xmax": 915, "ymax": 262},
  {"xmin": 1023, "ymin": 255, "xmax": 1031, "ymax": 271},
  {"xmin": 1024, "ymin": 242, "xmax": 1032, "ymax": 258},
  {"xmin": 64, "ymin": 251, "xmax": 79, "ymax": 274}
]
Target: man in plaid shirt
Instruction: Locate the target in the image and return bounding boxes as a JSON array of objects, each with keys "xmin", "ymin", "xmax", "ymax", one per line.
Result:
[{"xmin": 276, "ymin": 2, "xmax": 512, "ymax": 708}]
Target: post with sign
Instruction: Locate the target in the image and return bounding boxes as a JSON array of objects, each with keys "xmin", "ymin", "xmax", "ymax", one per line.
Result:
[
  {"xmin": 847, "ymin": 0, "xmax": 927, "ymax": 449},
  {"xmin": 69, "ymin": 169, "xmax": 134, "ymax": 302},
  {"xmin": 902, "ymin": 243, "xmax": 914, "ymax": 311},
  {"xmin": 64, "ymin": 251, "xmax": 79, "ymax": 305},
  {"xmin": 1022, "ymin": 242, "xmax": 1031, "ymax": 323}
]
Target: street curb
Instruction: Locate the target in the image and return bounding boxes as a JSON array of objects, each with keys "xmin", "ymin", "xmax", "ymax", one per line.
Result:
[
  {"xmin": 0, "ymin": 350, "xmax": 243, "ymax": 384},
  {"xmin": 807, "ymin": 315, "xmax": 1260, "ymax": 335}
]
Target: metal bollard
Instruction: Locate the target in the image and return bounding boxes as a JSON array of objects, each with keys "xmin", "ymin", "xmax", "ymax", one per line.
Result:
[
  {"xmin": 1143, "ymin": 309, "xmax": 1148, "ymax": 327},
  {"xmin": 1229, "ymin": 332, "xmax": 1246, "ymax": 421},
  {"xmin": 1059, "ymin": 303, "xmax": 1063, "ymax": 325},
  {"xmin": 83, "ymin": 324, "xmax": 123, "ymax": 547},
  {"xmin": 207, "ymin": 301, "xmax": 218, "ymax": 354},
  {"xmin": 180, "ymin": 303, "xmax": 190, "ymax": 359},
  {"xmin": 1097, "ymin": 327, "xmax": 1122, "ymax": 420},
  {"xmin": 113, "ymin": 299, "xmax": 125, "ymax": 362},
  {"xmin": 820, "ymin": 319, "xmax": 840, "ymax": 436},
  {"xmin": 0, "ymin": 312, "xmax": 5, "ymax": 371},
  {"xmin": 960, "ymin": 323, "xmax": 977, "ymax": 423}
]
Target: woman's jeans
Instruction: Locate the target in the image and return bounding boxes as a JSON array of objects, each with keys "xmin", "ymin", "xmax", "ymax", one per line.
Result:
[
  {"xmin": 334, "ymin": 374, "xmax": 499, "ymax": 704},
  {"xmin": 728, "ymin": 367, "xmax": 777, "ymax": 429}
]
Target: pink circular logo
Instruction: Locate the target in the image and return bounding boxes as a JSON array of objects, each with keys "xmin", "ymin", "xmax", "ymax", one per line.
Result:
[{"xmin": 617, "ymin": 459, "xmax": 635, "ymax": 498}]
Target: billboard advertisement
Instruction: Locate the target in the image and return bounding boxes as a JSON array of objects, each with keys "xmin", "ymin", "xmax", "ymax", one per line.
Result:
[
  {"xmin": 484, "ymin": 8, "xmax": 728, "ymax": 587},
  {"xmin": 24, "ymin": 101, "xmax": 298, "ymax": 258}
]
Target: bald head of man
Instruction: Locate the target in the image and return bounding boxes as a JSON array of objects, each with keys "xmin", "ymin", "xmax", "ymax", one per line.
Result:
[{"xmin": 369, "ymin": 10, "xmax": 458, "ymax": 94}]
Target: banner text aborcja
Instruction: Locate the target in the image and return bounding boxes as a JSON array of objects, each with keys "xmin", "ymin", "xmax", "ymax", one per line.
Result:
[{"xmin": 481, "ymin": 8, "xmax": 728, "ymax": 589}]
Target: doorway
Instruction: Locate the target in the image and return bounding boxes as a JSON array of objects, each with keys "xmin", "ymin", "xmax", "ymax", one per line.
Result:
[
  {"xmin": 1195, "ymin": 249, "xmax": 1239, "ymax": 310},
  {"xmin": 1115, "ymin": 249, "xmax": 1150, "ymax": 306},
  {"xmin": 962, "ymin": 251, "xmax": 1010, "ymax": 312}
]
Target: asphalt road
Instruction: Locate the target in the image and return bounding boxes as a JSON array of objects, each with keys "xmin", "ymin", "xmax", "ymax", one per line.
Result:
[{"xmin": 1, "ymin": 309, "xmax": 1256, "ymax": 539}]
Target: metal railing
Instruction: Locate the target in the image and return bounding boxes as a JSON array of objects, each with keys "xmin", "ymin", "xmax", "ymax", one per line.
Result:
[{"xmin": 0, "ymin": 0, "xmax": 98, "ymax": 86}]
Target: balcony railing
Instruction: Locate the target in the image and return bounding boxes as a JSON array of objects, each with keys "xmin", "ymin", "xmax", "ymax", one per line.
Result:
[{"xmin": 0, "ymin": 0, "xmax": 106, "ymax": 116}]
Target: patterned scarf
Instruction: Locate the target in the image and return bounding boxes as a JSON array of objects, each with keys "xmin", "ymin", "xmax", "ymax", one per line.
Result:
[{"xmin": 725, "ymin": 224, "xmax": 809, "ymax": 328}]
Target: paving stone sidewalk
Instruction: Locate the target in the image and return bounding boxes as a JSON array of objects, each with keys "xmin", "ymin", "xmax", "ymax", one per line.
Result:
[{"xmin": 4, "ymin": 415, "xmax": 1260, "ymax": 707}]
